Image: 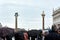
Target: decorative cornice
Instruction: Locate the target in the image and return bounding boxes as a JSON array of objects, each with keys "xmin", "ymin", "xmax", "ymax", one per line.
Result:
[{"xmin": 52, "ymin": 8, "xmax": 60, "ymax": 16}]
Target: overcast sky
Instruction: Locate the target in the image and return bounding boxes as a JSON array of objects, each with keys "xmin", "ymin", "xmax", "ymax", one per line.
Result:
[{"xmin": 0, "ymin": 0, "xmax": 60, "ymax": 30}]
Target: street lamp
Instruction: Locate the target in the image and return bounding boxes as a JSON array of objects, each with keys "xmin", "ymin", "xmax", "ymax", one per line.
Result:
[
  {"xmin": 14, "ymin": 12, "xmax": 18, "ymax": 32},
  {"xmin": 41, "ymin": 11, "xmax": 45, "ymax": 40}
]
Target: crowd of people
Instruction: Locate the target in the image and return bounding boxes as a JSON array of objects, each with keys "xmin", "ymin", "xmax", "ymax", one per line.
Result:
[{"xmin": 0, "ymin": 24, "xmax": 60, "ymax": 40}]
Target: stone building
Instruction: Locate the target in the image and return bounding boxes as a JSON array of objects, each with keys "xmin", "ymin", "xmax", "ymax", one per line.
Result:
[{"xmin": 52, "ymin": 8, "xmax": 60, "ymax": 28}]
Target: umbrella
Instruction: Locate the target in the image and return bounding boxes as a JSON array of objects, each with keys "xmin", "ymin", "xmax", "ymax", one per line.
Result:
[
  {"xmin": 28, "ymin": 30, "xmax": 42, "ymax": 40},
  {"xmin": 45, "ymin": 31, "xmax": 60, "ymax": 40},
  {"xmin": 28, "ymin": 30, "xmax": 40, "ymax": 37},
  {"xmin": 0, "ymin": 27, "xmax": 14, "ymax": 38},
  {"xmin": 15, "ymin": 31, "xmax": 24, "ymax": 40}
]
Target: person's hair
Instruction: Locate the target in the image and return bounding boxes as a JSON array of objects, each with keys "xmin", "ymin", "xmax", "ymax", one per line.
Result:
[{"xmin": 52, "ymin": 24, "xmax": 57, "ymax": 32}]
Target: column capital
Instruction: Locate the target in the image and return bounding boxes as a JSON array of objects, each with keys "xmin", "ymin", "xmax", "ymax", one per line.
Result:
[
  {"xmin": 41, "ymin": 11, "xmax": 45, "ymax": 16},
  {"xmin": 15, "ymin": 12, "xmax": 18, "ymax": 17}
]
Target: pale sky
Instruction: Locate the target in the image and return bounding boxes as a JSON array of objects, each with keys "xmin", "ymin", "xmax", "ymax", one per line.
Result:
[{"xmin": 0, "ymin": 0, "xmax": 60, "ymax": 30}]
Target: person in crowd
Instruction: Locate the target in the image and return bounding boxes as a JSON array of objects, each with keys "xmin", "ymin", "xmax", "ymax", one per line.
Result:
[{"xmin": 24, "ymin": 32, "xmax": 28, "ymax": 40}]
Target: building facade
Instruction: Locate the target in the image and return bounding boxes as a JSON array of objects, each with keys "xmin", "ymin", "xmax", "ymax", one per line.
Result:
[{"xmin": 52, "ymin": 8, "xmax": 60, "ymax": 28}]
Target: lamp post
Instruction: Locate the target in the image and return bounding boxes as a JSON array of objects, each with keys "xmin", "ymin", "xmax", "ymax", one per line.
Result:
[
  {"xmin": 14, "ymin": 12, "xmax": 18, "ymax": 32},
  {"xmin": 41, "ymin": 11, "xmax": 45, "ymax": 40}
]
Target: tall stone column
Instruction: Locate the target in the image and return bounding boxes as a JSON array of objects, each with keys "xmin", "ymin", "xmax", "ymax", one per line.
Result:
[
  {"xmin": 14, "ymin": 12, "xmax": 18, "ymax": 32},
  {"xmin": 41, "ymin": 11, "xmax": 45, "ymax": 31},
  {"xmin": 41, "ymin": 11, "xmax": 45, "ymax": 40}
]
